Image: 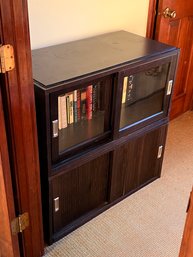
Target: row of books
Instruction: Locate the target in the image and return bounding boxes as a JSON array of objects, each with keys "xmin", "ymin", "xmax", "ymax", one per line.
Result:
[{"xmin": 58, "ymin": 83, "xmax": 102, "ymax": 129}]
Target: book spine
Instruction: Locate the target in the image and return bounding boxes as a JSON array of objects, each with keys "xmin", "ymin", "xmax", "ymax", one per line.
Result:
[
  {"xmin": 122, "ymin": 76, "xmax": 128, "ymax": 103},
  {"xmin": 86, "ymin": 85, "xmax": 93, "ymax": 120},
  {"xmin": 58, "ymin": 96, "xmax": 62, "ymax": 130},
  {"xmin": 68, "ymin": 93, "xmax": 74, "ymax": 124},
  {"xmin": 81, "ymin": 89, "xmax": 86, "ymax": 120},
  {"xmin": 66, "ymin": 95, "xmax": 70, "ymax": 124},
  {"xmin": 60, "ymin": 95, "xmax": 67, "ymax": 128},
  {"xmin": 126, "ymin": 75, "xmax": 135, "ymax": 105},
  {"xmin": 73, "ymin": 90, "xmax": 78, "ymax": 123},
  {"xmin": 97, "ymin": 83, "xmax": 101, "ymax": 110},
  {"xmin": 98, "ymin": 83, "xmax": 105, "ymax": 111},
  {"xmin": 58, "ymin": 95, "xmax": 67, "ymax": 129},
  {"xmin": 77, "ymin": 89, "xmax": 81, "ymax": 121},
  {"xmin": 92, "ymin": 85, "xmax": 97, "ymax": 113}
]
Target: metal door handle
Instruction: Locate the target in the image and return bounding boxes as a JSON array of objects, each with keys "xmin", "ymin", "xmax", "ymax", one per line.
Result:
[{"xmin": 163, "ymin": 7, "xmax": 176, "ymax": 19}]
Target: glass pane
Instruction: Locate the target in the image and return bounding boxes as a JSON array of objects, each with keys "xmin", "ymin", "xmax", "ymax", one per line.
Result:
[
  {"xmin": 120, "ymin": 63, "xmax": 169, "ymax": 129},
  {"xmin": 58, "ymin": 82, "xmax": 105, "ymax": 153}
]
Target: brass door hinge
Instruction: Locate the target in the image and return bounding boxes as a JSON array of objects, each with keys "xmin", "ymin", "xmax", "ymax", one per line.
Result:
[
  {"xmin": 11, "ymin": 212, "xmax": 29, "ymax": 235},
  {"xmin": 0, "ymin": 44, "xmax": 15, "ymax": 73}
]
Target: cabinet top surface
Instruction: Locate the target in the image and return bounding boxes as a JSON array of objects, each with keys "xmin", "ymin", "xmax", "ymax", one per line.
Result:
[{"xmin": 32, "ymin": 30, "xmax": 177, "ymax": 88}]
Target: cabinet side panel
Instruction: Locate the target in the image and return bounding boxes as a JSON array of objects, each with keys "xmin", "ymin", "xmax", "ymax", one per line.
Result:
[{"xmin": 34, "ymin": 86, "xmax": 51, "ymax": 241}]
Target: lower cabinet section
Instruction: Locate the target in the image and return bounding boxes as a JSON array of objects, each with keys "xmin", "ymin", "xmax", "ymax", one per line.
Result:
[{"xmin": 45, "ymin": 124, "xmax": 167, "ymax": 243}]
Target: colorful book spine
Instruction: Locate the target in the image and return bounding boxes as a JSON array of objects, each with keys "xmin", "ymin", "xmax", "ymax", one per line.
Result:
[
  {"xmin": 122, "ymin": 76, "xmax": 128, "ymax": 103},
  {"xmin": 92, "ymin": 84, "xmax": 97, "ymax": 113},
  {"xmin": 73, "ymin": 90, "xmax": 78, "ymax": 123},
  {"xmin": 97, "ymin": 83, "xmax": 101, "ymax": 110},
  {"xmin": 81, "ymin": 89, "xmax": 86, "ymax": 120},
  {"xmin": 86, "ymin": 85, "xmax": 93, "ymax": 120},
  {"xmin": 77, "ymin": 89, "xmax": 81, "ymax": 121},
  {"xmin": 58, "ymin": 95, "xmax": 67, "ymax": 129},
  {"xmin": 66, "ymin": 95, "xmax": 70, "ymax": 124},
  {"xmin": 66, "ymin": 92, "xmax": 74, "ymax": 124},
  {"xmin": 58, "ymin": 96, "xmax": 61, "ymax": 129}
]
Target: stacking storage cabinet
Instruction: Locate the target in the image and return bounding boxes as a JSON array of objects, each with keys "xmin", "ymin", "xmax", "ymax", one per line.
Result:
[{"xmin": 32, "ymin": 31, "xmax": 179, "ymax": 244}]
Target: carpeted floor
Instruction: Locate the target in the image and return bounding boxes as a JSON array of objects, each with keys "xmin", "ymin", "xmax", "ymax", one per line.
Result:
[{"xmin": 45, "ymin": 111, "xmax": 193, "ymax": 257}]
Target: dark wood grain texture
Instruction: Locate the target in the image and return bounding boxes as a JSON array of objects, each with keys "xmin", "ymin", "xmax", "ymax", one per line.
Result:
[
  {"xmin": 52, "ymin": 154, "xmax": 110, "ymax": 234},
  {"xmin": 0, "ymin": 0, "xmax": 44, "ymax": 256},
  {"xmin": 110, "ymin": 125, "xmax": 167, "ymax": 200}
]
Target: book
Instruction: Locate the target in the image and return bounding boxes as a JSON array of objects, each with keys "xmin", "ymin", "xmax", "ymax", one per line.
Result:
[
  {"xmin": 73, "ymin": 90, "xmax": 78, "ymax": 123},
  {"xmin": 125, "ymin": 75, "xmax": 135, "ymax": 106},
  {"xmin": 81, "ymin": 89, "xmax": 86, "ymax": 120},
  {"xmin": 58, "ymin": 94, "xmax": 67, "ymax": 129},
  {"xmin": 122, "ymin": 76, "xmax": 128, "ymax": 103},
  {"xmin": 66, "ymin": 92, "xmax": 74, "ymax": 124},
  {"xmin": 86, "ymin": 85, "xmax": 93, "ymax": 120},
  {"xmin": 92, "ymin": 84, "xmax": 98, "ymax": 113},
  {"xmin": 97, "ymin": 83, "xmax": 101, "ymax": 110},
  {"xmin": 77, "ymin": 89, "xmax": 81, "ymax": 121},
  {"xmin": 98, "ymin": 83, "xmax": 105, "ymax": 111}
]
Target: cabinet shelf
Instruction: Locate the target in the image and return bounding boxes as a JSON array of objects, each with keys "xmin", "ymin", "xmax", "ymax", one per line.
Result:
[
  {"xmin": 59, "ymin": 111, "xmax": 105, "ymax": 153},
  {"xmin": 120, "ymin": 89, "xmax": 164, "ymax": 129},
  {"xmin": 33, "ymin": 31, "xmax": 179, "ymax": 244}
]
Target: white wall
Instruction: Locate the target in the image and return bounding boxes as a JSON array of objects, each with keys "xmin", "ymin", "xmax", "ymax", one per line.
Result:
[{"xmin": 28, "ymin": 0, "xmax": 149, "ymax": 49}]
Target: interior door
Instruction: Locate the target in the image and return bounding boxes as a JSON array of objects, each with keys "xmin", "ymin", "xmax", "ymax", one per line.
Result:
[
  {"xmin": 179, "ymin": 189, "xmax": 193, "ymax": 257},
  {"xmin": 0, "ymin": 85, "xmax": 20, "ymax": 257},
  {"xmin": 155, "ymin": 0, "xmax": 193, "ymax": 118}
]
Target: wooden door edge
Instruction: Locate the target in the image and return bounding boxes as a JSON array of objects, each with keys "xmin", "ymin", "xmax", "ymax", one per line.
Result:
[
  {"xmin": 179, "ymin": 189, "xmax": 193, "ymax": 257},
  {"xmin": 146, "ymin": 0, "xmax": 158, "ymax": 38},
  {"xmin": 0, "ymin": 88, "xmax": 20, "ymax": 257}
]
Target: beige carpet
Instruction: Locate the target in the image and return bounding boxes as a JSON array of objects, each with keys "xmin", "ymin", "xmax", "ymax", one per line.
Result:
[{"xmin": 45, "ymin": 111, "xmax": 193, "ymax": 257}]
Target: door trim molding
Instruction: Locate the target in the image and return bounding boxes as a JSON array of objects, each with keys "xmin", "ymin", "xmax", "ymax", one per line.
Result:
[
  {"xmin": 146, "ymin": 0, "xmax": 158, "ymax": 38},
  {"xmin": 0, "ymin": 0, "xmax": 44, "ymax": 256},
  {"xmin": 0, "ymin": 87, "xmax": 20, "ymax": 257}
]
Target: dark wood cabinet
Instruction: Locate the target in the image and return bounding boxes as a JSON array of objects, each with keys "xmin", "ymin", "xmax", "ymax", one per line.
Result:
[{"xmin": 32, "ymin": 31, "xmax": 179, "ymax": 244}]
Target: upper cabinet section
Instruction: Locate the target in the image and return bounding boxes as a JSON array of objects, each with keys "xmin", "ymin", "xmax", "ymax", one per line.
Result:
[
  {"xmin": 50, "ymin": 75, "xmax": 112, "ymax": 162},
  {"xmin": 32, "ymin": 31, "xmax": 179, "ymax": 165}
]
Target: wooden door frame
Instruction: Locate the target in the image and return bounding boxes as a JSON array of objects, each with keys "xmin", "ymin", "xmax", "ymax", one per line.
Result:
[
  {"xmin": 0, "ymin": 0, "xmax": 44, "ymax": 256},
  {"xmin": 179, "ymin": 189, "xmax": 193, "ymax": 257},
  {"xmin": 0, "ymin": 86, "xmax": 20, "ymax": 257},
  {"xmin": 146, "ymin": 0, "xmax": 158, "ymax": 38}
]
